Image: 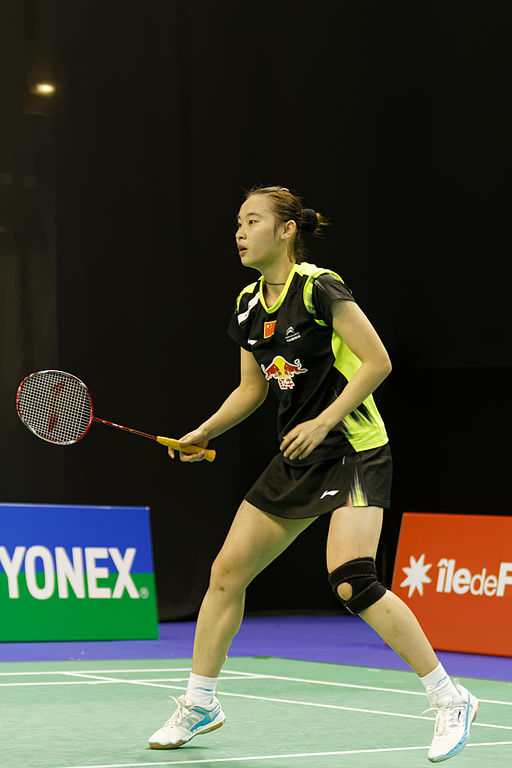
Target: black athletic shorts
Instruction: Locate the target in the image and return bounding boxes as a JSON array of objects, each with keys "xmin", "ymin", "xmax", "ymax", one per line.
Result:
[{"xmin": 244, "ymin": 444, "xmax": 392, "ymax": 520}]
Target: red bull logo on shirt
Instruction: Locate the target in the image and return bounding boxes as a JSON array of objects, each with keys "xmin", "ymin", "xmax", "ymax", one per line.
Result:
[{"xmin": 261, "ymin": 356, "xmax": 307, "ymax": 390}]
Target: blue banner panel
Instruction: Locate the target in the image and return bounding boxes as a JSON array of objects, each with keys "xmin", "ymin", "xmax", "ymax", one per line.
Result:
[{"xmin": 0, "ymin": 503, "xmax": 159, "ymax": 641}]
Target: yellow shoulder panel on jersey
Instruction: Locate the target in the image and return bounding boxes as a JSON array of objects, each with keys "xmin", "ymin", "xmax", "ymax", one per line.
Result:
[{"xmin": 296, "ymin": 262, "xmax": 345, "ymax": 326}]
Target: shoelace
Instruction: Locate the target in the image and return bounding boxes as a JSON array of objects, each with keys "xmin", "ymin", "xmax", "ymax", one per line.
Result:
[
  {"xmin": 164, "ymin": 695, "xmax": 193, "ymax": 728},
  {"xmin": 423, "ymin": 700, "xmax": 465, "ymax": 736}
]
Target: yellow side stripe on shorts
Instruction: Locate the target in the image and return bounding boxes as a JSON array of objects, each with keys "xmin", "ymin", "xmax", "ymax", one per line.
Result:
[{"xmin": 350, "ymin": 466, "xmax": 368, "ymax": 507}]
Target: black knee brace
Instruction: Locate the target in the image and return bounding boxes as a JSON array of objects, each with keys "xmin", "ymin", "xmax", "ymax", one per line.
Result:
[{"xmin": 328, "ymin": 557, "xmax": 386, "ymax": 614}]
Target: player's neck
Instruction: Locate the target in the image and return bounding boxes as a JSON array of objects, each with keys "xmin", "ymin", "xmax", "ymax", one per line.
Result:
[
  {"xmin": 260, "ymin": 260, "xmax": 295, "ymax": 289},
  {"xmin": 263, "ymin": 284, "xmax": 284, "ymax": 306}
]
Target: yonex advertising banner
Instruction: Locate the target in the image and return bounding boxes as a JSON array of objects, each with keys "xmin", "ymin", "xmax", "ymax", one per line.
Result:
[
  {"xmin": 0, "ymin": 503, "xmax": 158, "ymax": 641},
  {"xmin": 392, "ymin": 512, "xmax": 512, "ymax": 657}
]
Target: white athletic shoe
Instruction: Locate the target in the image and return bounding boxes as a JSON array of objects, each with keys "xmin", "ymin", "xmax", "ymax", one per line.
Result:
[
  {"xmin": 426, "ymin": 683, "xmax": 479, "ymax": 762},
  {"xmin": 148, "ymin": 695, "xmax": 225, "ymax": 749}
]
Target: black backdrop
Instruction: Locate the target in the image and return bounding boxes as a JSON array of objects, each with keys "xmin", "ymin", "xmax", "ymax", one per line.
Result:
[{"xmin": 1, "ymin": 1, "xmax": 511, "ymax": 620}]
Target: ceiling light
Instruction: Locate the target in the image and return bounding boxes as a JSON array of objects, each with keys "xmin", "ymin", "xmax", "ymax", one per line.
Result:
[{"xmin": 30, "ymin": 82, "xmax": 56, "ymax": 96}]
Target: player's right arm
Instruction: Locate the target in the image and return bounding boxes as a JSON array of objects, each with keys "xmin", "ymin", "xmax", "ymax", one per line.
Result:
[{"xmin": 170, "ymin": 347, "xmax": 268, "ymax": 461}]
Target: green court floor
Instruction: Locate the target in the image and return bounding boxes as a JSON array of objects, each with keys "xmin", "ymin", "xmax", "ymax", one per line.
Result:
[{"xmin": 1, "ymin": 656, "xmax": 511, "ymax": 768}]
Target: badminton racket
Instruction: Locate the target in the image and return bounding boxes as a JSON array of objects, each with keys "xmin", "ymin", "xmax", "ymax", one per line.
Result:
[{"xmin": 16, "ymin": 369, "xmax": 215, "ymax": 462}]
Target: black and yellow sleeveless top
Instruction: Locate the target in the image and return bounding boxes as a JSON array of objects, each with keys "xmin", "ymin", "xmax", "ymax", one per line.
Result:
[{"xmin": 227, "ymin": 262, "xmax": 388, "ymax": 466}]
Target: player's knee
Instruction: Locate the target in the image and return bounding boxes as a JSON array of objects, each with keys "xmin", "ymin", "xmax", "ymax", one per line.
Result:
[
  {"xmin": 210, "ymin": 556, "xmax": 246, "ymax": 594},
  {"xmin": 336, "ymin": 582, "xmax": 353, "ymax": 602},
  {"xmin": 328, "ymin": 557, "xmax": 386, "ymax": 615}
]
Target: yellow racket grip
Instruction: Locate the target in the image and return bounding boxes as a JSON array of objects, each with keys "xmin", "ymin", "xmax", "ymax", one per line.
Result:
[{"xmin": 156, "ymin": 436, "xmax": 216, "ymax": 462}]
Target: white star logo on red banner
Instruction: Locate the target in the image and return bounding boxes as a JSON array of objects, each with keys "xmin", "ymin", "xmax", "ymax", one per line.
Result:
[{"xmin": 400, "ymin": 554, "xmax": 433, "ymax": 597}]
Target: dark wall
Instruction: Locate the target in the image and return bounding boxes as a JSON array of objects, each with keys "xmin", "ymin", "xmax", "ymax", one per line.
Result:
[{"xmin": 1, "ymin": 1, "xmax": 511, "ymax": 619}]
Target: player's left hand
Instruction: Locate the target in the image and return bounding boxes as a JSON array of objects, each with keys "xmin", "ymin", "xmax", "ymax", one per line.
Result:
[{"xmin": 280, "ymin": 419, "xmax": 329, "ymax": 461}]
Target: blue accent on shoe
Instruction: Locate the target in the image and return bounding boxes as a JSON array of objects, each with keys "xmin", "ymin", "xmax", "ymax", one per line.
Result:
[
  {"xmin": 442, "ymin": 696, "xmax": 472, "ymax": 759},
  {"xmin": 189, "ymin": 704, "xmax": 221, "ymax": 733}
]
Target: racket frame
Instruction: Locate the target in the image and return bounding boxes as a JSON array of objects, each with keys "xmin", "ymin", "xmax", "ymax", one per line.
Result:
[
  {"xmin": 16, "ymin": 369, "xmax": 215, "ymax": 461},
  {"xmin": 16, "ymin": 370, "xmax": 94, "ymax": 446}
]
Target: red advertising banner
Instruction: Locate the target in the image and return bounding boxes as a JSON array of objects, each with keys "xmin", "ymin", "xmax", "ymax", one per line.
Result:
[{"xmin": 391, "ymin": 513, "xmax": 512, "ymax": 657}]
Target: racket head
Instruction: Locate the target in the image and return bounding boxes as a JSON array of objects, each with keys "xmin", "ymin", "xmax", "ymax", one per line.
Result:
[{"xmin": 16, "ymin": 369, "xmax": 94, "ymax": 445}]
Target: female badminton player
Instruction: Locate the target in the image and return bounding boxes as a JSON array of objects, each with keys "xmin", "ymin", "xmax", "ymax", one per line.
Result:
[{"xmin": 148, "ymin": 186, "xmax": 478, "ymax": 762}]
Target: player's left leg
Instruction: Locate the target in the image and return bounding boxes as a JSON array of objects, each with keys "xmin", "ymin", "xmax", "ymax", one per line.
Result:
[{"xmin": 326, "ymin": 501, "xmax": 479, "ymax": 762}]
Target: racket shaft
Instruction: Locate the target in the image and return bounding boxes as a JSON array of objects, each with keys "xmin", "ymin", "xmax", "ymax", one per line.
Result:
[
  {"xmin": 93, "ymin": 417, "xmax": 155, "ymax": 440},
  {"xmin": 92, "ymin": 417, "xmax": 215, "ymax": 462}
]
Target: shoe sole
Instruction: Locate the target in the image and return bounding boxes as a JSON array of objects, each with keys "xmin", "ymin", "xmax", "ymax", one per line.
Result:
[
  {"xmin": 149, "ymin": 719, "xmax": 225, "ymax": 750},
  {"xmin": 428, "ymin": 698, "xmax": 480, "ymax": 763}
]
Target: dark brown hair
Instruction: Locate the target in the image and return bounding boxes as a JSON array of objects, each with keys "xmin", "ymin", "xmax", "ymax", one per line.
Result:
[{"xmin": 244, "ymin": 185, "xmax": 330, "ymax": 263}]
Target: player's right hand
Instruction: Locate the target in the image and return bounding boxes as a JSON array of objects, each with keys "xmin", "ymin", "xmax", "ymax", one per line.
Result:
[{"xmin": 169, "ymin": 427, "xmax": 209, "ymax": 462}]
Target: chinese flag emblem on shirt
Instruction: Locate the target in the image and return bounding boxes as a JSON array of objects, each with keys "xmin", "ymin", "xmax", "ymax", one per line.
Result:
[{"xmin": 264, "ymin": 321, "xmax": 276, "ymax": 339}]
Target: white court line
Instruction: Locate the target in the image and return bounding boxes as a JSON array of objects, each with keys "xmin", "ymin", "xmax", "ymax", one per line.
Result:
[
  {"xmin": 52, "ymin": 672, "xmax": 512, "ymax": 731},
  {"xmin": 0, "ymin": 680, "xmax": 115, "ymax": 687},
  {"xmin": 0, "ymin": 676, "xmax": 257, "ymax": 688},
  {"xmin": 225, "ymin": 669, "xmax": 512, "ymax": 706},
  {"xmin": 231, "ymin": 669, "xmax": 512, "ymax": 708},
  {"xmin": 0, "ymin": 667, "xmax": 194, "ymax": 676},
  {"xmin": 2, "ymin": 665, "xmax": 511, "ymax": 708},
  {"xmin": 3, "ymin": 664, "xmax": 510, "ymax": 706},
  {"xmin": 49, "ymin": 741, "xmax": 512, "ymax": 768}
]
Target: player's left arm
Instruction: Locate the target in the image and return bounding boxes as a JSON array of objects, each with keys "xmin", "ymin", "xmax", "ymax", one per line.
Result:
[{"xmin": 280, "ymin": 300, "xmax": 392, "ymax": 461}]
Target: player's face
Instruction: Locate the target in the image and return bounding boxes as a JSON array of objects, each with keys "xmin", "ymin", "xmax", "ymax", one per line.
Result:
[{"xmin": 236, "ymin": 195, "xmax": 285, "ymax": 270}]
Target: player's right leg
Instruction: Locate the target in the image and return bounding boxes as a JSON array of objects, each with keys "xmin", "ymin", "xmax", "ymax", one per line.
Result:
[{"xmin": 148, "ymin": 500, "xmax": 315, "ymax": 749}]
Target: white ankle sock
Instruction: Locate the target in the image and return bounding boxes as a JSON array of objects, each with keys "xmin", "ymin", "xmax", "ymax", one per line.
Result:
[
  {"xmin": 420, "ymin": 663, "xmax": 459, "ymax": 703},
  {"xmin": 186, "ymin": 672, "xmax": 218, "ymax": 707}
]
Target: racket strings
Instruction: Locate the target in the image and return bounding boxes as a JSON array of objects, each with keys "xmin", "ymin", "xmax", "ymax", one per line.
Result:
[{"xmin": 18, "ymin": 371, "xmax": 92, "ymax": 444}]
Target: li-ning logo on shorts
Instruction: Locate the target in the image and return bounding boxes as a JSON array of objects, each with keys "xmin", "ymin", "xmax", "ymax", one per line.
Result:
[
  {"xmin": 320, "ymin": 490, "xmax": 339, "ymax": 499},
  {"xmin": 261, "ymin": 356, "xmax": 307, "ymax": 390}
]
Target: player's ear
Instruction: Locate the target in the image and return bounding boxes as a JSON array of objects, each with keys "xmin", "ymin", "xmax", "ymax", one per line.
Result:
[{"xmin": 280, "ymin": 220, "xmax": 297, "ymax": 239}]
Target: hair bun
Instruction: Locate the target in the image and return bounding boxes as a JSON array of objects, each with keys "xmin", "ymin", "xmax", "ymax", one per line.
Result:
[{"xmin": 301, "ymin": 208, "xmax": 318, "ymax": 234}]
